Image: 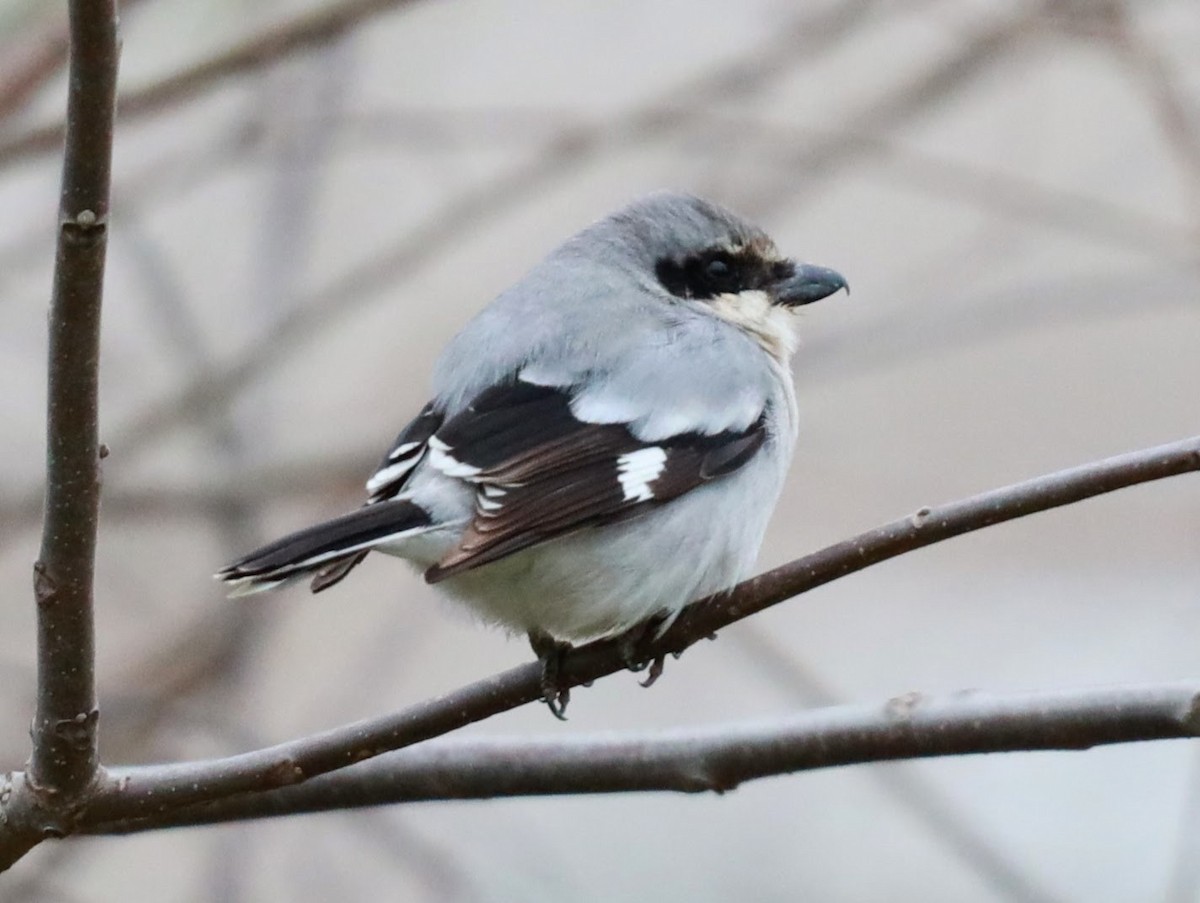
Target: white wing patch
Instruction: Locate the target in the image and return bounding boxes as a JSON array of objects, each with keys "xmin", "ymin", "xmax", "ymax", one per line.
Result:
[
  {"xmin": 616, "ymin": 447, "xmax": 667, "ymax": 502},
  {"xmin": 427, "ymin": 435, "xmax": 483, "ymax": 478},
  {"xmin": 366, "ymin": 460, "xmax": 418, "ymax": 496},
  {"xmin": 387, "ymin": 441, "xmax": 421, "ymax": 461}
]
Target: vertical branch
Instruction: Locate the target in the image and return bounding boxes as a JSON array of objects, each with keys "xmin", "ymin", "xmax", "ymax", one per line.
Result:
[{"xmin": 31, "ymin": 0, "xmax": 120, "ymax": 804}]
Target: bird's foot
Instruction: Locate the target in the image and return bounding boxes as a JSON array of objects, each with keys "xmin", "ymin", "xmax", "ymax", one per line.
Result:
[
  {"xmin": 639, "ymin": 654, "xmax": 667, "ymax": 688},
  {"xmin": 616, "ymin": 615, "xmax": 672, "ymax": 687},
  {"xmin": 528, "ymin": 630, "xmax": 572, "ymax": 720}
]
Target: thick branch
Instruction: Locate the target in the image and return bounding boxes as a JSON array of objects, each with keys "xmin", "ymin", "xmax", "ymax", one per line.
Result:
[
  {"xmin": 86, "ymin": 681, "xmax": 1200, "ymax": 832},
  {"xmin": 71, "ymin": 435, "xmax": 1200, "ymax": 827},
  {"xmin": 32, "ymin": 0, "xmax": 119, "ymax": 803},
  {"xmin": 0, "ymin": 0, "xmax": 119, "ymax": 872}
]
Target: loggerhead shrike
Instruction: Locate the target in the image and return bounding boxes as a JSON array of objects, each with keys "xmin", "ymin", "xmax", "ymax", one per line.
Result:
[{"xmin": 218, "ymin": 192, "xmax": 846, "ymax": 714}]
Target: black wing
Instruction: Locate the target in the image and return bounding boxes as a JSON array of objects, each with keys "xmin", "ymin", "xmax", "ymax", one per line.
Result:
[
  {"xmin": 423, "ymin": 381, "xmax": 767, "ymax": 582},
  {"xmin": 307, "ymin": 402, "xmax": 444, "ymax": 592},
  {"xmin": 365, "ymin": 402, "xmax": 444, "ymax": 502}
]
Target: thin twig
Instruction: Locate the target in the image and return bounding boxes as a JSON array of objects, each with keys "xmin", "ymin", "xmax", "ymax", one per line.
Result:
[
  {"xmin": 0, "ymin": 12, "xmax": 68, "ymax": 120},
  {"xmin": 0, "ymin": 457, "xmax": 365, "ymax": 525},
  {"xmin": 738, "ymin": 1, "xmax": 1046, "ymax": 219},
  {"xmin": 87, "ymin": 681, "xmax": 1200, "ymax": 832},
  {"xmin": 698, "ymin": 117, "xmax": 1195, "ymax": 263},
  {"xmin": 1103, "ymin": 3, "xmax": 1200, "ymax": 242},
  {"xmin": 0, "ymin": 0, "xmax": 149, "ymax": 122},
  {"xmin": 61, "ymin": 433, "xmax": 1200, "ymax": 828},
  {"xmin": 0, "ymin": 0, "xmax": 119, "ymax": 871},
  {"xmin": 0, "ymin": 0, "xmax": 428, "ymax": 169}
]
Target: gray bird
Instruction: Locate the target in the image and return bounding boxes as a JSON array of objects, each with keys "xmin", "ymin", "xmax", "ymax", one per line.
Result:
[{"xmin": 217, "ymin": 192, "xmax": 846, "ymax": 714}]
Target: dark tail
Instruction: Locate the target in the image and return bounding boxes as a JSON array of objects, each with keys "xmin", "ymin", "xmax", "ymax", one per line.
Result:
[{"xmin": 216, "ymin": 498, "xmax": 432, "ymax": 596}]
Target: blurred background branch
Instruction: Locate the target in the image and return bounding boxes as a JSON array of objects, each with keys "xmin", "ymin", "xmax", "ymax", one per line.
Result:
[{"xmin": 0, "ymin": 0, "xmax": 425, "ymax": 167}]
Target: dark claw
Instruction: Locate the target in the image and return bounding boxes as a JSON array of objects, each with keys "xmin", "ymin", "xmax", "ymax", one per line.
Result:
[
  {"xmin": 528, "ymin": 630, "xmax": 572, "ymax": 720},
  {"xmin": 616, "ymin": 613, "xmax": 673, "ymax": 674},
  {"xmin": 638, "ymin": 654, "xmax": 666, "ymax": 688},
  {"xmin": 544, "ymin": 682, "xmax": 570, "ymax": 720}
]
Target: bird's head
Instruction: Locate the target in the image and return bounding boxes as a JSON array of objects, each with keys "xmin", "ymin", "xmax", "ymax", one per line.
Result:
[{"xmin": 577, "ymin": 191, "xmax": 847, "ymax": 362}]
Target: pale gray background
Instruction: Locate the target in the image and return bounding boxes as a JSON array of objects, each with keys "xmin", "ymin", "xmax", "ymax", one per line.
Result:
[{"xmin": 1, "ymin": 0, "xmax": 1199, "ymax": 900}]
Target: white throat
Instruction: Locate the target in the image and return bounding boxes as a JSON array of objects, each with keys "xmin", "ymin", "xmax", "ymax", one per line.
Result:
[{"xmin": 707, "ymin": 289, "xmax": 798, "ymax": 365}]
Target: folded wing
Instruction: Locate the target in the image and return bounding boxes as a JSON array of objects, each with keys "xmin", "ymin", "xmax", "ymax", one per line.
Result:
[{"xmin": 424, "ymin": 380, "xmax": 767, "ymax": 581}]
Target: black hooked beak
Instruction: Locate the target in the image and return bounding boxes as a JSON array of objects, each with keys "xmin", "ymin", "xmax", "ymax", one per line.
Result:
[{"xmin": 773, "ymin": 262, "xmax": 849, "ymax": 307}]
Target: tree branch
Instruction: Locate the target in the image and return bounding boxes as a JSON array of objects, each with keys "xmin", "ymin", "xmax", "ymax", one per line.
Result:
[
  {"xmin": 85, "ymin": 681, "xmax": 1200, "ymax": 832},
  {"xmin": 65, "ymin": 434, "xmax": 1200, "ymax": 828},
  {"xmin": 33, "ymin": 0, "xmax": 119, "ymax": 800},
  {"xmin": 0, "ymin": 0, "xmax": 119, "ymax": 871}
]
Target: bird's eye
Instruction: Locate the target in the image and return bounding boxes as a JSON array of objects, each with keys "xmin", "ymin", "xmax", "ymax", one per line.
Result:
[
  {"xmin": 706, "ymin": 258, "xmax": 731, "ymax": 280},
  {"xmin": 655, "ymin": 250, "xmax": 745, "ymax": 299},
  {"xmin": 702, "ymin": 254, "xmax": 741, "ymax": 293}
]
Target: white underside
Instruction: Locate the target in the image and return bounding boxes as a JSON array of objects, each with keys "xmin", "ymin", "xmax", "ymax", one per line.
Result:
[{"xmin": 437, "ymin": 465, "xmax": 778, "ymax": 640}]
